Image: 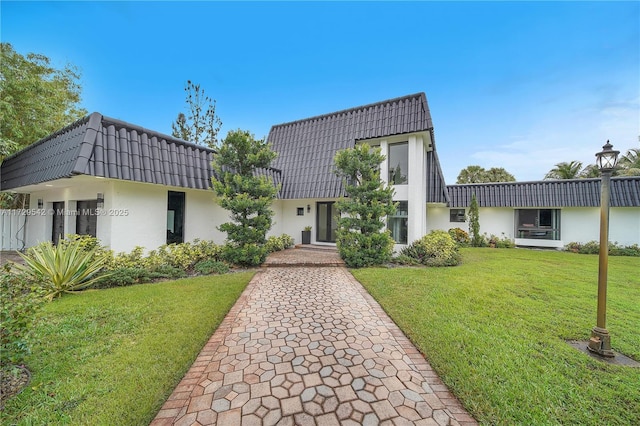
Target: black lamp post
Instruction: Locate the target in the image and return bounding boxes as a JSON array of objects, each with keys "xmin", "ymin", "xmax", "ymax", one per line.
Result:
[{"xmin": 587, "ymin": 141, "xmax": 619, "ymax": 357}]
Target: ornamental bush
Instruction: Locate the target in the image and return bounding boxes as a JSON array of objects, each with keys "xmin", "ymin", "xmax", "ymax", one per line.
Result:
[
  {"xmin": 333, "ymin": 144, "xmax": 396, "ymax": 268},
  {"xmin": 448, "ymin": 228, "xmax": 470, "ymax": 247},
  {"xmin": 565, "ymin": 241, "xmax": 640, "ymax": 257},
  {"xmin": 337, "ymin": 232, "xmax": 396, "ymax": 268},
  {"xmin": 265, "ymin": 234, "xmax": 294, "ymax": 253},
  {"xmin": 1, "ymin": 266, "xmax": 45, "ymax": 367},
  {"xmin": 16, "ymin": 238, "xmax": 112, "ymax": 300},
  {"xmin": 194, "ymin": 259, "xmax": 229, "ymax": 275},
  {"xmin": 400, "ymin": 230, "xmax": 462, "ymax": 267}
]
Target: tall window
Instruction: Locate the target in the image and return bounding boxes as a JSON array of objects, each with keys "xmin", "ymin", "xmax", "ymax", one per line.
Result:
[
  {"xmin": 167, "ymin": 191, "xmax": 185, "ymax": 244},
  {"xmin": 76, "ymin": 200, "xmax": 97, "ymax": 237},
  {"xmin": 388, "ymin": 201, "xmax": 408, "ymax": 244},
  {"xmin": 388, "ymin": 142, "xmax": 408, "ymax": 185},
  {"xmin": 515, "ymin": 209, "xmax": 560, "ymax": 240}
]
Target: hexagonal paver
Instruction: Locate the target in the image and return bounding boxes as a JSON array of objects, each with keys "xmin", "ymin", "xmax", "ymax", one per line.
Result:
[{"xmin": 151, "ymin": 260, "xmax": 476, "ymax": 426}]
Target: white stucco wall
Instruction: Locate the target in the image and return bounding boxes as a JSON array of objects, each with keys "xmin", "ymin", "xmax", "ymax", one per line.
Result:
[
  {"xmin": 427, "ymin": 205, "xmax": 640, "ymax": 248},
  {"xmin": 17, "ymin": 177, "xmax": 234, "ymax": 253},
  {"xmin": 272, "ymin": 199, "xmax": 337, "ymax": 244},
  {"xmin": 24, "ymin": 176, "xmax": 112, "ymax": 248}
]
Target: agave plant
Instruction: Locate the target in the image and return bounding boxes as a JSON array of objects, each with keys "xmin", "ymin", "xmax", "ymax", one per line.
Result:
[{"xmin": 15, "ymin": 239, "xmax": 111, "ymax": 300}]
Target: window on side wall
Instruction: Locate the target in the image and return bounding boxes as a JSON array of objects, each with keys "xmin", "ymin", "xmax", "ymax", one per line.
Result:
[
  {"xmin": 515, "ymin": 209, "xmax": 561, "ymax": 240},
  {"xmin": 450, "ymin": 209, "xmax": 465, "ymax": 222},
  {"xmin": 388, "ymin": 201, "xmax": 408, "ymax": 244},
  {"xmin": 388, "ymin": 142, "xmax": 408, "ymax": 185}
]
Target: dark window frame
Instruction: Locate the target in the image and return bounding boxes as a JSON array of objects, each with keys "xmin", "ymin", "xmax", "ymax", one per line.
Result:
[
  {"xmin": 515, "ymin": 209, "xmax": 561, "ymax": 240},
  {"xmin": 388, "ymin": 201, "xmax": 408, "ymax": 244},
  {"xmin": 388, "ymin": 142, "xmax": 409, "ymax": 185},
  {"xmin": 450, "ymin": 208, "xmax": 466, "ymax": 223}
]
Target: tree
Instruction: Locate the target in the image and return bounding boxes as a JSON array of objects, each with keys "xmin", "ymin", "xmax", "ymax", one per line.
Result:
[
  {"xmin": 468, "ymin": 193, "xmax": 482, "ymax": 247},
  {"xmin": 211, "ymin": 129, "xmax": 278, "ymax": 266},
  {"xmin": 0, "ymin": 43, "xmax": 86, "ymax": 158},
  {"xmin": 579, "ymin": 164, "xmax": 601, "ymax": 178},
  {"xmin": 485, "ymin": 167, "xmax": 516, "ymax": 183},
  {"xmin": 456, "ymin": 165, "xmax": 516, "ymax": 183},
  {"xmin": 544, "ymin": 161, "xmax": 584, "ymax": 180},
  {"xmin": 172, "ymin": 80, "xmax": 222, "ymax": 149},
  {"xmin": 456, "ymin": 165, "xmax": 486, "ymax": 184},
  {"xmin": 333, "ymin": 143, "xmax": 396, "ymax": 267},
  {"xmin": 618, "ymin": 147, "xmax": 640, "ymax": 176}
]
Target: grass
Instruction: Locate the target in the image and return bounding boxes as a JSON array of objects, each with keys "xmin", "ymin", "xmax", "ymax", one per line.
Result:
[
  {"xmin": 353, "ymin": 248, "xmax": 640, "ymax": 426},
  {"xmin": 1, "ymin": 272, "xmax": 253, "ymax": 425}
]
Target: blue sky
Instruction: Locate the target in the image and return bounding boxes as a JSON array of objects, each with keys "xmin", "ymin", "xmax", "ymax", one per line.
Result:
[{"xmin": 2, "ymin": 1, "xmax": 639, "ymax": 183}]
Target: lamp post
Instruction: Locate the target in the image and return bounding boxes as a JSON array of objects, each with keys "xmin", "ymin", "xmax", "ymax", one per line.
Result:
[{"xmin": 587, "ymin": 141, "xmax": 619, "ymax": 357}]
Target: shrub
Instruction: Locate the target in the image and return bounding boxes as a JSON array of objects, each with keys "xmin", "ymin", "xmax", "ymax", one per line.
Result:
[
  {"xmin": 391, "ymin": 254, "xmax": 422, "ymax": 266},
  {"xmin": 400, "ymin": 230, "xmax": 462, "ymax": 267},
  {"xmin": 609, "ymin": 243, "xmax": 640, "ymax": 257},
  {"xmin": 488, "ymin": 233, "xmax": 515, "ymax": 249},
  {"xmin": 194, "ymin": 259, "xmax": 229, "ymax": 275},
  {"xmin": 565, "ymin": 241, "xmax": 640, "ymax": 257},
  {"xmin": 92, "ymin": 267, "xmax": 151, "ymax": 289},
  {"xmin": 222, "ymin": 243, "xmax": 268, "ymax": 267},
  {"xmin": 337, "ymin": 232, "xmax": 395, "ymax": 268},
  {"xmin": 1, "ymin": 266, "xmax": 45, "ymax": 367},
  {"xmin": 448, "ymin": 228, "xmax": 470, "ymax": 246},
  {"xmin": 579, "ymin": 241, "xmax": 601, "ymax": 255},
  {"xmin": 16, "ymin": 239, "xmax": 112, "ymax": 300},
  {"xmin": 265, "ymin": 234, "xmax": 294, "ymax": 253},
  {"xmin": 148, "ymin": 265, "xmax": 187, "ymax": 280}
]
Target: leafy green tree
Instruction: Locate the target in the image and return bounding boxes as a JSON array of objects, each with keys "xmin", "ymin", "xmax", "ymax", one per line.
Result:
[
  {"xmin": 211, "ymin": 130, "xmax": 278, "ymax": 266},
  {"xmin": 485, "ymin": 167, "xmax": 516, "ymax": 182},
  {"xmin": 0, "ymin": 43, "xmax": 86, "ymax": 157},
  {"xmin": 468, "ymin": 193, "xmax": 483, "ymax": 247},
  {"xmin": 457, "ymin": 165, "xmax": 515, "ymax": 183},
  {"xmin": 544, "ymin": 161, "xmax": 584, "ymax": 180},
  {"xmin": 172, "ymin": 80, "xmax": 222, "ymax": 149},
  {"xmin": 456, "ymin": 165, "xmax": 486, "ymax": 184},
  {"xmin": 333, "ymin": 143, "xmax": 396, "ymax": 267}
]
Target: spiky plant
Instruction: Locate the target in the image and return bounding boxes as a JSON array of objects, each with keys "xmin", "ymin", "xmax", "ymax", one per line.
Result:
[{"xmin": 16, "ymin": 239, "xmax": 111, "ymax": 300}]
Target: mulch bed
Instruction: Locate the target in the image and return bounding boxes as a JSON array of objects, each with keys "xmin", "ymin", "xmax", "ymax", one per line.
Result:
[{"xmin": 0, "ymin": 366, "xmax": 31, "ymax": 409}]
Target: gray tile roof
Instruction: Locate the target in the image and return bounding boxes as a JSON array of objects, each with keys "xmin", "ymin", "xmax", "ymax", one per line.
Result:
[
  {"xmin": 447, "ymin": 177, "xmax": 640, "ymax": 208},
  {"xmin": 1, "ymin": 112, "xmax": 216, "ymax": 191},
  {"xmin": 267, "ymin": 92, "xmax": 449, "ymax": 203}
]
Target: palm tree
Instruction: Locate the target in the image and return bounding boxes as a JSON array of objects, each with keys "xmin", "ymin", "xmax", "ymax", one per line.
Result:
[
  {"xmin": 579, "ymin": 164, "xmax": 601, "ymax": 178},
  {"xmin": 544, "ymin": 161, "xmax": 583, "ymax": 180},
  {"xmin": 618, "ymin": 148, "xmax": 640, "ymax": 176}
]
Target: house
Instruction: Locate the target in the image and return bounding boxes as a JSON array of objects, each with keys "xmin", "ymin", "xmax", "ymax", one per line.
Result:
[
  {"xmin": 0, "ymin": 113, "xmax": 234, "ymax": 252},
  {"xmin": 1, "ymin": 93, "xmax": 639, "ymax": 252},
  {"xmin": 428, "ymin": 179, "xmax": 640, "ymax": 248}
]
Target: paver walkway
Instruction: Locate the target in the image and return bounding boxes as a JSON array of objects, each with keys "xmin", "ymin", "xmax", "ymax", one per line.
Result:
[{"xmin": 151, "ymin": 248, "xmax": 476, "ymax": 425}]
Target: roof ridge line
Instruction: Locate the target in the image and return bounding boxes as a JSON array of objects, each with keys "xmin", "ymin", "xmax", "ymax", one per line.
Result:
[
  {"xmin": 270, "ymin": 92, "xmax": 427, "ymax": 129},
  {"xmin": 2, "ymin": 113, "xmax": 92, "ymax": 162},
  {"xmin": 447, "ymin": 175, "xmax": 639, "ymax": 188},
  {"xmin": 99, "ymin": 114, "xmax": 216, "ymax": 153}
]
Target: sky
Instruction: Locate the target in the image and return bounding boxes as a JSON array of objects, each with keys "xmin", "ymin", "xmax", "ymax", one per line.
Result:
[{"xmin": 2, "ymin": 1, "xmax": 639, "ymax": 183}]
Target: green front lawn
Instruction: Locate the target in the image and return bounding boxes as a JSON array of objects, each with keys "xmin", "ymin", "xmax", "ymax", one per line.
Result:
[
  {"xmin": 1, "ymin": 273, "xmax": 253, "ymax": 425},
  {"xmin": 353, "ymin": 248, "xmax": 640, "ymax": 425}
]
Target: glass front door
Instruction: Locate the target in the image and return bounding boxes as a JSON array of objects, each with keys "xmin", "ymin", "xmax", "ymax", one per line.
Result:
[{"xmin": 316, "ymin": 202, "xmax": 338, "ymax": 243}]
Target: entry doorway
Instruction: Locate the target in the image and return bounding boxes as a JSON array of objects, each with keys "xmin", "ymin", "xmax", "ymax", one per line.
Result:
[{"xmin": 316, "ymin": 202, "xmax": 338, "ymax": 243}]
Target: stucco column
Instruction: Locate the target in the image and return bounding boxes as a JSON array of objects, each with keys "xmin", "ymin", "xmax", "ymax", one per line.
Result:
[
  {"xmin": 407, "ymin": 136, "xmax": 427, "ymax": 243},
  {"xmin": 379, "ymin": 140, "xmax": 389, "ymax": 186}
]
